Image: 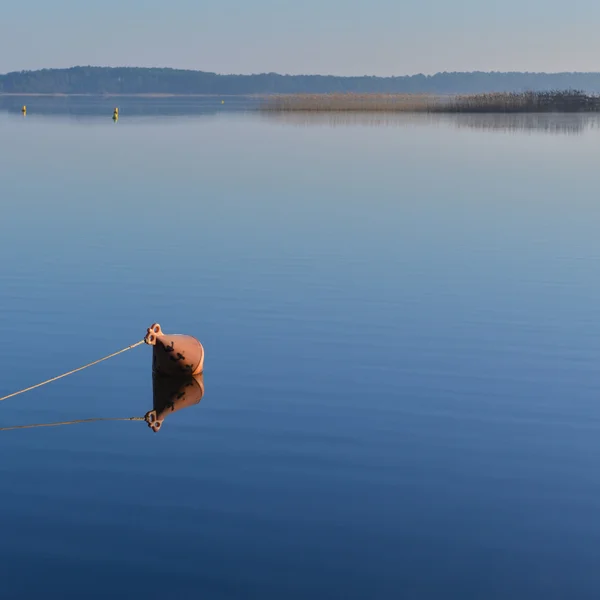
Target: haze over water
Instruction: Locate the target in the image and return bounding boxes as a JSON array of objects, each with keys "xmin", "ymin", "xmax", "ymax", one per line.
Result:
[{"xmin": 2, "ymin": 99, "xmax": 600, "ymax": 599}]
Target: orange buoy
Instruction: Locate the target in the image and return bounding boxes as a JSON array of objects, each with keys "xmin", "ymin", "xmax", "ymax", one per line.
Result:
[
  {"xmin": 144, "ymin": 323, "xmax": 204, "ymax": 376},
  {"xmin": 145, "ymin": 372, "xmax": 204, "ymax": 432}
]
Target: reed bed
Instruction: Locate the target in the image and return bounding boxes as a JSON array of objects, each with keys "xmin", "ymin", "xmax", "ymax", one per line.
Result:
[
  {"xmin": 442, "ymin": 90, "xmax": 600, "ymax": 113},
  {"xmin": 261, "ymin": 90, "xmax": 600, "ymax": 113},
  {"xmin": 261, "ymin": 93, "xmax": 441, "ymax": 112}
]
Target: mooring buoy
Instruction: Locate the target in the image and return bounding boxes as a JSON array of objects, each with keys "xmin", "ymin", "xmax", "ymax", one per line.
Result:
[
  {"xmin": 145, "ymin": 323, "xmax": 205, "ymax": 377},
  {"xmin": 0, "ymin": 322, "xmax": 205, "ymax": 403}
]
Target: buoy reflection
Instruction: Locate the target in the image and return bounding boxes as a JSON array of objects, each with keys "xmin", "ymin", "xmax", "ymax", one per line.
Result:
[
  {"xmin": 146, "ymin": 372, "xmax": 204, "ymax": 432},
  {"xmin": 0, "ymin": 373, "xmax": 205, "ymax": 433}
]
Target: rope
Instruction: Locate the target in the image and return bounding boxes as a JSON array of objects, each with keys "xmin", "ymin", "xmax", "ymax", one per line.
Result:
[
  {"xmin": 0, "ymin": 416, "xmax": 145, "ymax": 431},
  {"xmin": 0, "ymin": 340, "xmax": 145, "ymax": 403}
]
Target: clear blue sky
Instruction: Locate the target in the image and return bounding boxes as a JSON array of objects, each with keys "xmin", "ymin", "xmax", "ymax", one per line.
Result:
[{"xmin": 2, "ymin": 0, "xmax": 599, "ymax": 75}]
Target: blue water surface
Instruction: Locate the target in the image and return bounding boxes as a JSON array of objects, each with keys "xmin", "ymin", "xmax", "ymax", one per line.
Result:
[{"xmin": 2, "ymin": 103, "xmax": 600, "ymax": 599}]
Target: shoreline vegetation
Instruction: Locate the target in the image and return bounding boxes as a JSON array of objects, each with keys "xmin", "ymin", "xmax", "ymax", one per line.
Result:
[
  {"xmin": 5, "ymin": 67, "xmax": 600, "ymax": 95},
  {"xmin": 0, "ymin": 93, "xmax": 232, "ymax": 97},
  {"xmin": 260, "ymin": 91, "xmax": 600, "ymax": 113}
]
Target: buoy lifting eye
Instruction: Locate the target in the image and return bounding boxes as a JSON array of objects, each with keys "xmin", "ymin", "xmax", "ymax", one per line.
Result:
[{"xmin": 144, "ymin": 323, "xmax": 162, "ymax": 345}]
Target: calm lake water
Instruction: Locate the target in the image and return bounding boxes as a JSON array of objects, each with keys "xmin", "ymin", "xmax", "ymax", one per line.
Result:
[{"xmin": 2, "ymin": 99, "xmax": 600, "ymax": 599}]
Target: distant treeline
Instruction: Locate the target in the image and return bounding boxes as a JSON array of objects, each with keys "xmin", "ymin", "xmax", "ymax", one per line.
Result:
[{"xmin": 6, "ymin": 67, "xmax": 600, "ymax": 95}]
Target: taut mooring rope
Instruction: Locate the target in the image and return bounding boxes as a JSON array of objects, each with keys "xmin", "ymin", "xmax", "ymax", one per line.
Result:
[
  {"xmin": 0, "ymin": 340, "xmax": 145, "ymax": 403},
  {"xmin": 0, "ymin": 416, "xmax": 145, "ymax": 431}
]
